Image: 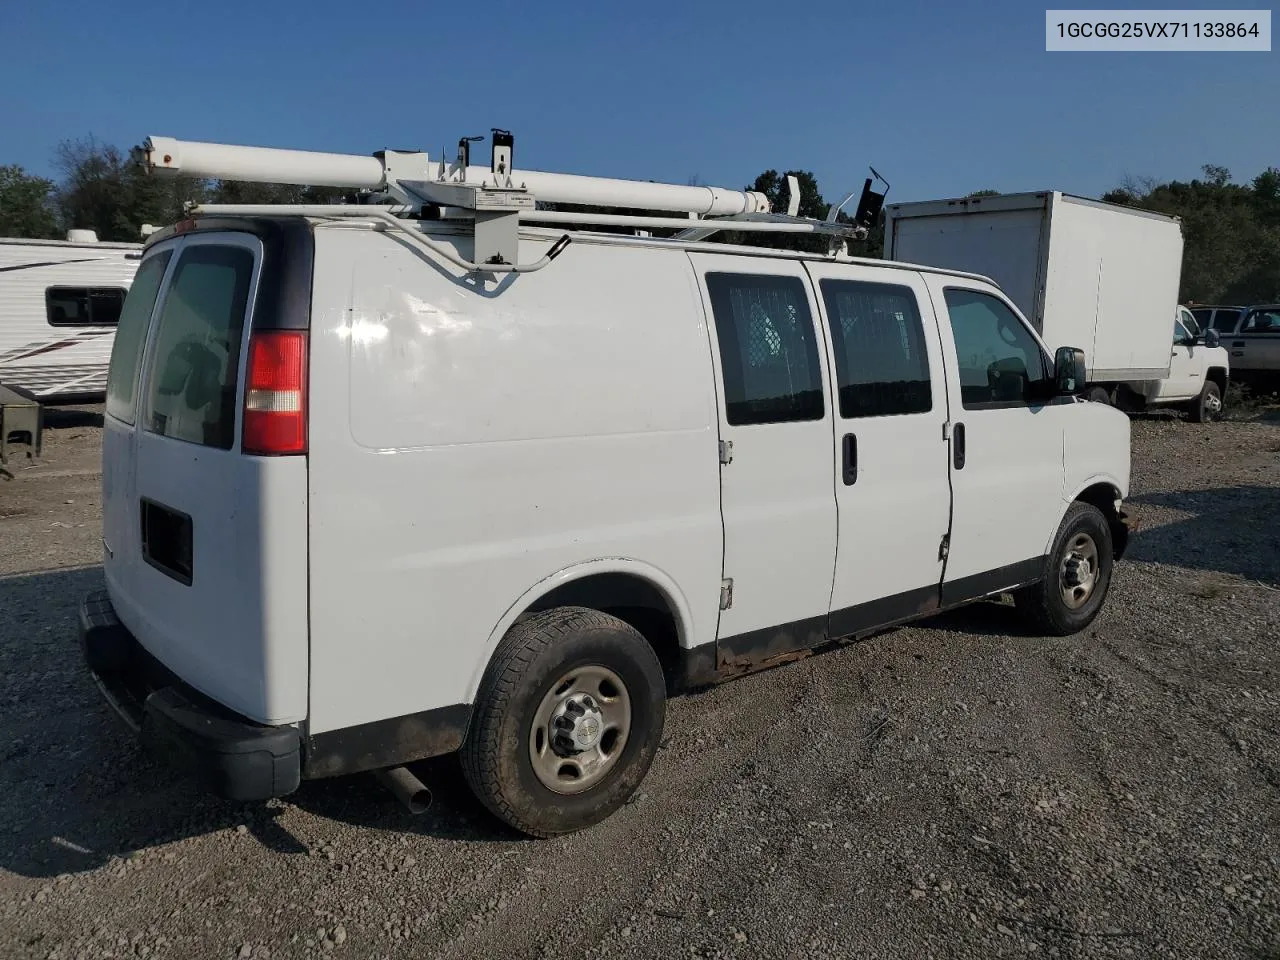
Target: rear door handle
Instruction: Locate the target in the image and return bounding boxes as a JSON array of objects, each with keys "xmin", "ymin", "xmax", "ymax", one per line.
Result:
[
  {"xmin": 953, "ymin": 422, "xmax": 966, "ymax": 470},
  {"xmin": 842, "ymin": 433, "xmax": 857, "ymax": 485}
]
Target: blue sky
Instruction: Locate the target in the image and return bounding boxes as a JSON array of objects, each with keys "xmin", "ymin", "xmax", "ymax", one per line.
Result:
[{"xmin": 0, "ymin": 0, "xmax": 1275, "ymax": 204}]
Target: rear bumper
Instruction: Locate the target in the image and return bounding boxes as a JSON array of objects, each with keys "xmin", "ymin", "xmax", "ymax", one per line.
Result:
[{"xmin": 78, "ymin": 590, "xmax": 301, "ymax": 801}]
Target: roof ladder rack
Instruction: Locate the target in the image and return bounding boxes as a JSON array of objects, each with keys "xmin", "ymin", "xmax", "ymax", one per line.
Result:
[{"xmin": 136, "ymin": 132, "xmax": 886, "ymax": 273}]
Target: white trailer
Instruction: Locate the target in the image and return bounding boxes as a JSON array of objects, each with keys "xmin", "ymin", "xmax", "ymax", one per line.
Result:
[
  {"xmin": 884, "ymin": 192, "xmax": 1185, "ymax": 388},
  {"xmin": 0, "ymin": 232, "xmax": 142, "ymax": 401}
]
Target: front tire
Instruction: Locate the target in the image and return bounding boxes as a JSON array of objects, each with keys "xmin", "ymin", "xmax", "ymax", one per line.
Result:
[
  {"xmin": 1189, "ymin": 380, "xmax": 1223, "ymax": 422},
  {"xmin": 461, "ymin": 606, "xmax": 666, "ymax": 837},
  {"xmin": 1014, "ymin": 502, "xmax": 1114, "ymax": 636}
]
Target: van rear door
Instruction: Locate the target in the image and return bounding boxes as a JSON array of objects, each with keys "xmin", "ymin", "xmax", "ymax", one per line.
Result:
[{"xmin": 101, "ymin": 228, "xmax": 309, "ymax": 726}]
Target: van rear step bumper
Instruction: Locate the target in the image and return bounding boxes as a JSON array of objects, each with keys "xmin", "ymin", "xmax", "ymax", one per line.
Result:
[{"xmin": 78, "ymin": 590, "xmax": 301, "ymax": 802}]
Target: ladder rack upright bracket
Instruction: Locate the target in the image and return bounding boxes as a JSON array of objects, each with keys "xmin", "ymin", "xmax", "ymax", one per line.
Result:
[{"xmin": 399, "ymin": 180, "xmax": 535, "ymax": 266}]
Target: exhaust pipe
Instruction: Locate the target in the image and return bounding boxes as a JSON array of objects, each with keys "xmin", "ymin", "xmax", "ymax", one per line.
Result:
[{"xmin": 374, "ymin": 766, "xmax": 432, "ymax": 815}]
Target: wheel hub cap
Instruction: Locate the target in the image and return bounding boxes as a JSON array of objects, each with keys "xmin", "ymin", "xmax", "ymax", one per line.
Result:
[
  {"xmin": 552, "ymin": 695, "xmax": 605, "ymax": 754},
  {"xmin": 1059, "ymin": 533, "xmax": 1100, "ymax": 609},
  {"xmin": 529, "ymin": 665, "xmax": 632, "ymax": 795}
]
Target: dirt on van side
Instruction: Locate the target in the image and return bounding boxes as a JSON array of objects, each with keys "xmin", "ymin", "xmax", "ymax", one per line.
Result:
[{"xmin": 2, "ymin": 405, "xmax": 1280, "ymax": 960}]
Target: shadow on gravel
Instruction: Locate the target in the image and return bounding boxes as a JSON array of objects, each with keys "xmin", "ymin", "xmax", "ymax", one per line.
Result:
[
  {"xmin": 40, "ymin": 407, "xmax": 104, "ymax": 431},
  {"xmin": 917, "ymin": 597, "xmax": 1036, "ymax": 637},
  {"xmin": 1129, "ymin": 485, "xmax": 1280, "ymax": 586},
  {"xmin": 0, "ymin": 566, "xmax": 516, "ymax": 879}
]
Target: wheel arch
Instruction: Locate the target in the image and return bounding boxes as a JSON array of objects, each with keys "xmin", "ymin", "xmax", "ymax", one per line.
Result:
[
  {"xmin": 466, "ymin": 559, "xmax": 697, "ymax": 704},
  {"xmin": 1054, "ymin": 477, "xmax": 1130, "ymax": 560},
  {"xmin": 1206, "ymin": 365, "xmax": 1228, "ymax": 394}
]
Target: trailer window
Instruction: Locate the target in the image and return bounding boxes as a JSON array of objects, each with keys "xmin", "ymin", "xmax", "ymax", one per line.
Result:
[
  {"xmin": 46, "ymin": 287, "xmax": 127, "ymax": 327},
  {"xmin": 705, "ymin": 273, "xmax": 825, "ymax": 426},
  {"xmin": 942, "ymin": 288, "xmax": 1050, "ymax": 409},
  {"xmin": 105, "ymin": 253, "xmax": 172, "ymax": 425},
  {"xmin": 142, "ymin": 245, "xmax": 255, "ymax": 450},
  {"xmin": 819, "ymin": 279, "xmax": 931, "ymax": 418}
]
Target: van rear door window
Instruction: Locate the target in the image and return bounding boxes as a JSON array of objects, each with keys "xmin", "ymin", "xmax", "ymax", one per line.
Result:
[
  {"xmin": 705, "ymin": 273, "xmax": 825, "ymax": 426},
  {"xmin": 142, "ymin": 245, "xmax": 255, "ymax": 450},
  {"xmin": 105, "ymin": 252, "xmax": 172, "ymax": 425}
]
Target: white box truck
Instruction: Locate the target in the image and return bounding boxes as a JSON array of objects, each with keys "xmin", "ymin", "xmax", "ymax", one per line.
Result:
[{"xmin": 884, "ymin": 192, "xmax": 1230, "ymax": 420}]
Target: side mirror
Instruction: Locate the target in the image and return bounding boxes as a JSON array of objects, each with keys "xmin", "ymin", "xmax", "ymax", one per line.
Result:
[
  {"xmin": 1054, "ymin": 346, "xmax": 1087, "ymax": 396},
  {"xmin": 1204, "ymin": 328, "xmax": 1221, "ymax": 348}
]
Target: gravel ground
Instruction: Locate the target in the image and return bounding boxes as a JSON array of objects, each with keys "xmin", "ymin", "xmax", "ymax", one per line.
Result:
[{"xmin": 2, "ymin": 405, "xmax": 1279, "ymax": 960}]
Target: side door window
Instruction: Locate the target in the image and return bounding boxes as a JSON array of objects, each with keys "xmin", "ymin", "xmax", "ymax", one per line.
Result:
[
  {"xmin": 704, "ymin": 273, "xmax": 825, "ymax": 425},
  {"xmin": 1211, "ymin": 309, "xmax": 1243, "ymax": 334},
  {"xmin": 942, "ymin": 288, "xmax": 1051, "ymax": 409},
  {"xmin": 819, "ymin": 279, "xmax": 932, "ymax": 418},
  {"xmin": 1242, "ymin": 309, "xmax": 1280, "ymax": 334}
]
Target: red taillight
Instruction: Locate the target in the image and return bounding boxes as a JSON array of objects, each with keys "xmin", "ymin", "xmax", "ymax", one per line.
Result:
[{"xmin": 242, "ymin": 331, "xmax": 307, "ymax": 455}]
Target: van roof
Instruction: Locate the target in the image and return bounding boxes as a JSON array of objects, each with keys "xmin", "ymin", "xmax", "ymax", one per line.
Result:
[{"xmin": 147, "ymin": 213, "xmax": 1001, "ymax": 288}]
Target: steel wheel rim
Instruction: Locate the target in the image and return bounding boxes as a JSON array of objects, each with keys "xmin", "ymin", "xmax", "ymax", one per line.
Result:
[
  {"xmin": 1059, "ymin": 532, "xmax": 1100, "ymax": 609},
  {"xmin": 529, "ymin": 665, "xmax": 632, "ymax": 795},
  {"xmin": 1205, "ymin": 392, "xmax": 1223, "ymax": 416}
]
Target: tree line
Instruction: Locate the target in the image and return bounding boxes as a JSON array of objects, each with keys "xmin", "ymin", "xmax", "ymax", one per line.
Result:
[
  {"xmin": 0, "ymin": 137, "xmax": 345, "ymax": 244},
  {"xmin": 2, "ymin": 137, "xmax": 1276, "ymax": 303}
]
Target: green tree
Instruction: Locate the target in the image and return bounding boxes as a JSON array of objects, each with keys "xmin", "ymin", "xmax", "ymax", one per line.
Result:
[
  {"xmin": 207, "ymin": 180, "xmax": 348, "ymax": 205},
  {"xmin": 966, "ymin": 189, "xmax": 1000, "ymax": 198},
  {"xmin": 54, "ymin": 136, "xmax": 205, "ymax": 241},
  {"xmin": 1109, "ymin": 164, "xmax": 1280, "ymax": 303},
  {"xmin": 0, "ymin": 165, "xmax": 60, "ymax": 238}
]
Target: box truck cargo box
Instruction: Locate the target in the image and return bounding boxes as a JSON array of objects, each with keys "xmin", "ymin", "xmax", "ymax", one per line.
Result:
[{"xmin": 885, "ymin": 192, "xmax": 1183, "ymax": 383}]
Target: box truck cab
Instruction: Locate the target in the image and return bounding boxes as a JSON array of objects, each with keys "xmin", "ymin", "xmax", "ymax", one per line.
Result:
[
  {"xmin": 1122, "ymin": 306, "xmax": 1230, "ymax": 420},
  {"xmin": 79, "ymin": 136, "xmax": 1133, "ymax": 837},
  {"xmin": 884, "ymin": 192, "xmax": 1229, "ymax": 421}
]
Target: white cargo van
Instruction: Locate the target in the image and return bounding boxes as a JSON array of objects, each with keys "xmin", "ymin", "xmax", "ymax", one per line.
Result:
[
  {"xmin": 884, "ymin": 192, "xmax": 1230, "ymax": 421},
  {"xmin": 79, "ymin": 136, "xmax": 1133, "ymax": 837}
]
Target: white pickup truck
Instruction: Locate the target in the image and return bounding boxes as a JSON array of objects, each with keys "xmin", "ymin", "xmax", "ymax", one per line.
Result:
[{"xmin": 1121, "ymin": 306, "xmax": 1231, "ymax": 420}]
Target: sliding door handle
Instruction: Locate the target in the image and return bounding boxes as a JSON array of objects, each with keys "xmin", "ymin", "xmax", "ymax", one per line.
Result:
[
  {"xmin": 842, "ymin": 433, "xmax": 857, "ymax": 485},
  {"xmin": 953, "ymin": 422, "xmax": 966, "ymax": 470}
]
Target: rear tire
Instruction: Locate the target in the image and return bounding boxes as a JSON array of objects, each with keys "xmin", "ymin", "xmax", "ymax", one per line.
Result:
[
  {"xmin": 1086, "ymin": 385, "xmax": 1112, "ymax": 406},
  {"xmin": 1189, "ymin": 380, "xmax": 1223, "ymax": 422},
  {"xmin": 461, "ymin": 606, "xmax": 666, "ymax": 837},
  {"xmin": 1014, "ymin": 502, "xmax": 1114, "ymax": 636}
]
